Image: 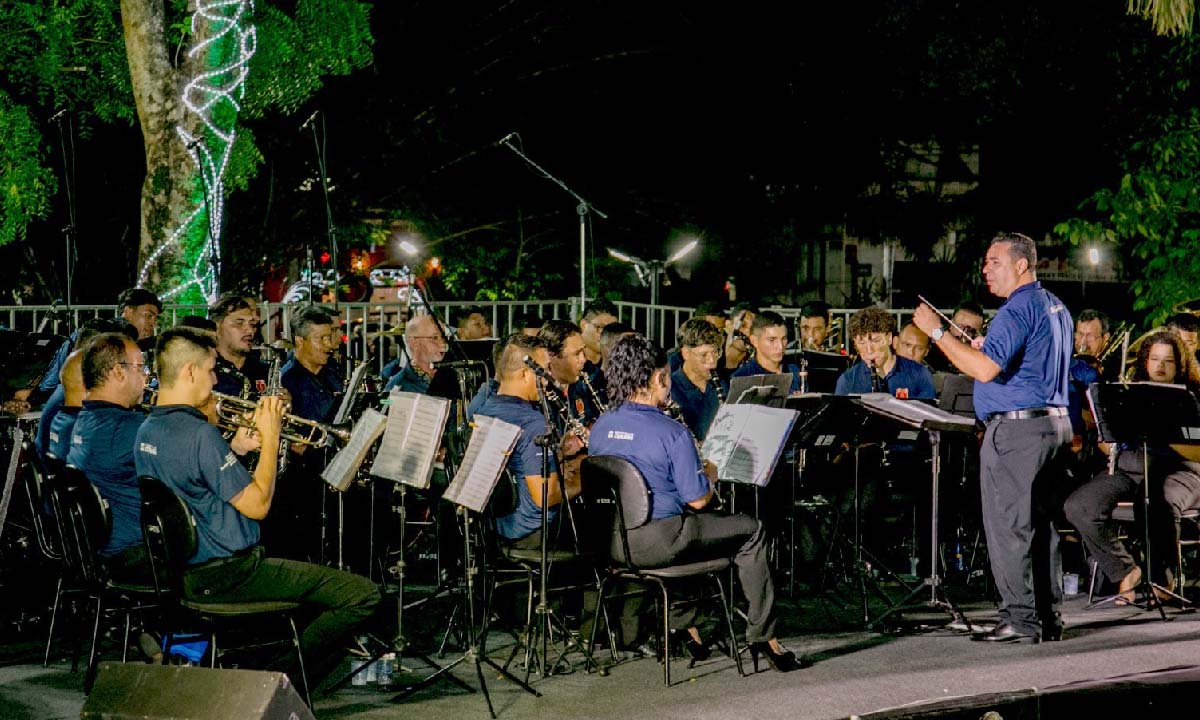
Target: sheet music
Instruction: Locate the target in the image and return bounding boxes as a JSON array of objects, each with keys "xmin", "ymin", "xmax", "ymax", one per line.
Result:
[
  {"xmin": 700, "ymin": 404, "xmax": 798, "ymax": 486},
  {"xmin": 855, "ymin": 392, "xmax": 976, "ymax": 432},
  {"xmin": 369, "ymin": 390, "xmax": 451, "ymax": 488},
  {"xmin": 333, "ymin": 360, "xmax": 373, "ymax": 426},
  {"xmin": 443, "ymin": 415, "xmax": 521, "ymax": 512},
  {"xmin": 321, "ymin": 408, "xmax": 387, "ymax": 492}
]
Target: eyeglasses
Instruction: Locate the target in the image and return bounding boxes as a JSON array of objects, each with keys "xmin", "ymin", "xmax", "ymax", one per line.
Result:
[{"xmin": 119, "ymin": 362, "xmax": 152, "ymax": 376}]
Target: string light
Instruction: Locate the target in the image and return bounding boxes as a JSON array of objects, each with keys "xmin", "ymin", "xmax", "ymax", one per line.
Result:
[{"xmin": 137, "ymin": 0, "xmax": 257, "ymax": 303}]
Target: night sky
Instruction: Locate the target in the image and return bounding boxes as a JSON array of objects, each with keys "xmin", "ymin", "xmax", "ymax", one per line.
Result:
[{"xmin": 10, "ymin": 1, "xmax": 1190, "ymax": 309}]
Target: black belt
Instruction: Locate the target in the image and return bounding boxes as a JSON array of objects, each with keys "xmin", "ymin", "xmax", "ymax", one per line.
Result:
[{"xmin": 986, "ymin": 406, "xmax": 1067, "ymax": 423}]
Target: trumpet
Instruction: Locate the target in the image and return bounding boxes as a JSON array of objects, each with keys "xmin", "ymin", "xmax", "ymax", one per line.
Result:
[{"xmin": 212, "ymin": 392, "xmax": 351, "ymax": 448}]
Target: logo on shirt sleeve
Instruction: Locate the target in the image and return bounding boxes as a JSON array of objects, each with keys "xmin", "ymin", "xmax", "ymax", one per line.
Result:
[
  {"xmin": 139, "ymin": 442, "xmax": 158, "ymax": 456},
  {"xmin": 220, "ymin": 452, "xmax": 238, "ymax": 471}
]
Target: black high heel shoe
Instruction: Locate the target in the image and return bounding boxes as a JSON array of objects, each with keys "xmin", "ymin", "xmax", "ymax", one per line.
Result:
[
  {"xmin": 748, "ymin": 642, "xmax": 807, "ymax": 673},
  {"xmin": 668, "ymin": 629, "xmax": 711, "ymax": 663}
]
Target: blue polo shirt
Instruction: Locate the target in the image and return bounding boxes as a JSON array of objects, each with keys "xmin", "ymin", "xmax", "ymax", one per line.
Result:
[
  {"xmin": 134, "ymin": 405, "xmax": 259, "ymax": 565},
  {"xmin": 280, "ymin": 356, "xmax": 342, "ymax": 423},
  {"xmin": 66, "ymin": 401, "xmax": 146, "ymax": 556},
  {"xmin": 466, "ymin": 378, "xmax": 499, "ymax": 423},
  {"xmin": 669, "ymin": 368, "xmax": 726, "ymax": 441},
  {"xmin": 37, "ymin": 384, "xmax": 66, "ymax": 462},
  {"xmin": 730, "ymin": 356, "xmax": 802, "ymax": 394},
  {"xmin": 974, "ymin": 282, "xmax": 1072, "ymax": 421},
  {"xmin": 47, "ymin": 406, "xmax": 81, "ymax": 462},
  {"xmin": 590, "ymin": 402, "xmax": 709, "ymax": 521},
  {"xmin": 834, "ymin": 356, "xmax": 936, "ymax": 400},
  {"xmin": 476, "ymin": 393, "xmax": 559, "ymax": 540},
  {"xmin": 383, "ymin": 364, "xmax": 430, "ymax": 394}
]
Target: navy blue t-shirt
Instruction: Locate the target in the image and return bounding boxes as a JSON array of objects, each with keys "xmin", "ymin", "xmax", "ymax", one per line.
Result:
[
  {"xmin": 669, "ymin": 368, "xmax": 726, "ymax": 441},
  {"xmin": 476, "ymin": 393, "xmax": 559, "ymax": 541},
  {"xmin": 466, "ymin": 378, "xmax": 499, "ymax": 423},
  {"xmin": 834, "ymin": 356, "xmax": 936, "ymax": 400},
  {"xmin": 974, "ymin": 282, "xmax": 1072, "ymax": 420},
  {"xmin": 134, "ymin": 405, "xmax": 259, "ymax": 565},
  {"xmin": 214, "ymin": 353, "xmax": 269, "ymax": 398},
  {"xmin": 383, "ymin": 364, "xmax": 431, "ymax": 394},
  {"xmin": 36, "ymin": 384, "xmax": 66, "ymax": 463},
  {"xmin": 730, "ymin": 356, "xmax": 802, "ymax": 394},
  {"xmin": 590, "ymin": 402, "xmax": 710, "ymax": 521},
  {"xmin": 66, "ymin": 401, "xmax": 145, "ymax": 556},
  {"xmin": 280, "ymin": 356, "xmax": 342, "ymax": 423},
  {"xmin": 47, "ymin": 406, "xmax": 81, "ymax": 462}
]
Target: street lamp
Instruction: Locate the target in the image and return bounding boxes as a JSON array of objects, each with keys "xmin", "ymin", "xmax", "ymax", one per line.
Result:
[{"xmin": 607, "ymin": 237, "xmax": 701, "ymax": 338}]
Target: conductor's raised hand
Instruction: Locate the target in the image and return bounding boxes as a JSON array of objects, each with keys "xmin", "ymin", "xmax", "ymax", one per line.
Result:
[{"xmin": 911, "ymin": 304, "xmax": 940, "ymax": 336}]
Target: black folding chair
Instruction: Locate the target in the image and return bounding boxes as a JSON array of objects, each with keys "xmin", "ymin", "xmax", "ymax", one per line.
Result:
[
  {"xmin": 582, "ymin": 455, "xmax": 744, "ymax": 686},
  {"xmin": 137, "ymin": 476, "xmax": 310, "ymax": 706}
]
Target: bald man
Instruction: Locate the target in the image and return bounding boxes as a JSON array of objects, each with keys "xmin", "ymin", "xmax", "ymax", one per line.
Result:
[{"xmin": 384, "ymin": 314, "xmax": 448, "ymax": 394}]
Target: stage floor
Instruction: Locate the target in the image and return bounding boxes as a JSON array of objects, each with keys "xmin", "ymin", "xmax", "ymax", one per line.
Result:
[{"xmin": 4, "ymin": 591, "xmax": 1200, "ymax": 720}]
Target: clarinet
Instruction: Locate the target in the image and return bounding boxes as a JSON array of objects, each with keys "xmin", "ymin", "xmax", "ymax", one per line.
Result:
[
  {"xmin": 523, "ymin": 356, "xmax": 588, "ymax": 444},
  {"xmin": 869, "ymin": 359, "xmax": 884, "ymax": 393},
  {"xmin": 581, "ymin": 371, "xmax": 608, "ymax": 413},
  {"xmin": 710, "ymin": 370, "xmax": 726, "ymax": 403}
]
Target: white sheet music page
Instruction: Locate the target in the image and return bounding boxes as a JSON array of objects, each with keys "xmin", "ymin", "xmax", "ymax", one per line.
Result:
[
  {"xmin": 321, "ymin": 408, "xmax": 387, "ymax": 491},
  {"xmin": 443, "ymin": 415, "xmax": 521, "ymax": 513},
  {"xmin": 700, "ymin": 404, "xmax": 798, "ymax": 486},
  {"xmin": 369, "ymin": 390, "xmax": 451, "ymax": 489}
]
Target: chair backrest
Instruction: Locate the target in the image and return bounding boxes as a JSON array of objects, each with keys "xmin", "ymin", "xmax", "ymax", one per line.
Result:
[
  {"xmin": 137, "ymin": 476, "xmax": 198, "ymax": 600},
  {"xmin": 20, "ymin": 437, "xmax": 62, "ymax": 561},
  {"xmin": 581, "ymin": 455, "xmax": 652, "ymax": 568},
  {"xmin": 44, "ymin": 467, "xmax": 91, "ymax": 577},
  {"xmin": 59, "ymin": 470, "xmax": 112, "ymax": 584}
]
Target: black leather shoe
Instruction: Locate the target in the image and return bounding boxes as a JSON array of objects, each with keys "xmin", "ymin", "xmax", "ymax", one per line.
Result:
[
  {"xmin": 1041, "ymin": 626, "xmax": 1063, "ymax": 642},
  {"xmin": 970, "ymin": 622, "xmax": 1040, "ymax": 644}
]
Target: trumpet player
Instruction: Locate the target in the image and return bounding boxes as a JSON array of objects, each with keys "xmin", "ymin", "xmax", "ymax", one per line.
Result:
[
  {"xmin": 281, "ymin": 306, "xmax": 343, "ymax": 426},
  {"xmin": 669, "ymin": 318, "xmax": 728, "ymax": 441},
  {"xmin": 799, "ymin": 300, "xmax": 832, "ymax": 351},
  {"xmin": 211, "ymin": 293, "xmax": 269, "ymax": 397},
  {"xmin": 134, "ymin": 327, "xmax": 380, "ymax": 686}
]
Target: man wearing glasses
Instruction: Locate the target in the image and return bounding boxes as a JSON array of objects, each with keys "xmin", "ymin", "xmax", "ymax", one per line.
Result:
[
  {"xmin": 669, "ymin": 318, "xmax": 728, "ymax": 440},
  {"xmin": 383, "ymin": 314, "xmax": 448, "ymax": 394},
  {"xmin": 281, "ymin": 307, "xmax": 343, "ymax": 424},
  {"xmin": 65, "ymin": 332, "xmax": 157, "ymax": 582}
]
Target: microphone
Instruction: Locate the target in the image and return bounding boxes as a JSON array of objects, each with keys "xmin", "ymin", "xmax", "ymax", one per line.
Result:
[
  {"xmin": 496, "ymin": 132, "xmax": 517, "ymax": 146},
  {"xmin": 432, "ymin": 360, "xmax": 479, "ymax": 369},
  {"xmin": 299, "ymin": 110, "xmax": 319, "ymax": 131},
  {"xmin": 48, "ymin": 109, "xmax": 68, "ymax": 122}
]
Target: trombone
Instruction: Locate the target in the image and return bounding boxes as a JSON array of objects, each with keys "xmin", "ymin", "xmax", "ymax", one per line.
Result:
[{"xmin": 212, "ymin": 392, "xmax": 351, "ymax": 448}]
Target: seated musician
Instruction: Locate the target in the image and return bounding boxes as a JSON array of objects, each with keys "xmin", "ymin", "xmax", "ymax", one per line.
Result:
[
  {"xmin": 589, "ymin": 333, "xmax": 804, "ymax": 672},
  {"xmin": 134, "ymin": 327, "xmax": 379, "ymax": 682},
  {"xmin": 280, "ymin": 306, "xmax": 342, "ymax": 424},
  {"xmin": 580, "ymin": 300, "xmax": 618, "ymax": 406},
  {"xmin": 1064, "ymin": 331, "xmax": 1200, "ymax": 600},
  {"xmin": 892, "ymin": 323, "xmax": 931, "ymax": 366},
  {"xmin": 211, "ymin": 293, "xmax": 268, "ymax": 397},
  {"xmin": 476, "ymin": 333, "xmax": 584, "ymax": 549},
  {"xmin": 600, "ymin": 322, "xmax": 637, "ymax": 372},
  {"xmin": 798, "ymin": 300, "xmax": 833, "ymax": 352},
  {"xmin": 456, "ymin": 307, "xmax": 493, "ymax": 341},
  {"xmin": 65, "ymin": 333, "xmax": 155, "ymax": 581},
  {"xmin": 1067, "ymin": 310, "xmax": 1109, "ymax": 457},
  {"xmin": 383, "ymin": 314, "xmax": 447, "ymax": 394},
  {"xmin": 1167, "ymin": 313, "xmax": 1200, "ymax": 365},
  {"xmin": 669, "ymin": 318, "xmax": 728, "ymax": 441},
  {"xmin": 835, "ymin": 307, "xmax": 935, "ymax": 400},
  {"xmin": 925, "ymin": 301, "xmax": 984, "ymax": 374},
  {"xmin": 38, "ymin": 319, "xmax": 135, "ymax": 470},
  {"xmin": 538, "ymin": 319, "xmax": 596, "ymax": 429},
  {"xmin": 466, "ymin": 339, "xmax": 505, "ymax": 423},
  {"xmin": 668, "ymin": 301, "xmax": 726, "ymax": 372},
  {"xmin": 731, "ymin": 310, "xmax": 803, "ymax": 393}
]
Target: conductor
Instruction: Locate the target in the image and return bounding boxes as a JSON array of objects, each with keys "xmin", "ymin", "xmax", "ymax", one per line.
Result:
[{"xmin": 912, "ymin": 232, "xmax": 1072, "ymax": 644}]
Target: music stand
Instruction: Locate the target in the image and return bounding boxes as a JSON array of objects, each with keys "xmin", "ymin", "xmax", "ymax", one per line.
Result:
[
  {"xmin": 1087, "ymin": 382, "xmax": 1200, "ymax": 618},
  {"xmin": 935, "ymin": 374, "xmax": 983, "ymax": 583},
  {"xmin": 0, "ymin": 331, "xmax": 67, "ymax": 395},
  {"xmin": 390, "ymin": 415, "xmax": 541, "ymax": 717},
  {"xmin": 785, "ymin": 350, "xmax": 851, "ymax": 394},
  {"xmin": 728, "ymin": 373, "xmax": 792, "ymax": 408},
  {"xmin": 856, "ymin": 395, "xmax": 978, "ymax": 631}
]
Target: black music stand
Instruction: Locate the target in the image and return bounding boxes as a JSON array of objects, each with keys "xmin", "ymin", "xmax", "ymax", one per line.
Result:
[
  {"xmin": 1087, "ymin": 382, "xmax": 1200, "ymax": 619},
  {"xmin": 854, "ymin": 394, "xmax": 977, "ymax": 632},
  {"xmin": 728, "ymin": 373, "xmax": 792, "ymax": 408},
  {"xmin": 936, "ymin": 375, "xmax": 986, "ymax": 583},
  {"xmin": 785, "ymin": 350, "xmax": 851, "ymax": 394},
  {"xmin": 788, "ymin": 395, "xmax": 915, "ymax": 625}
]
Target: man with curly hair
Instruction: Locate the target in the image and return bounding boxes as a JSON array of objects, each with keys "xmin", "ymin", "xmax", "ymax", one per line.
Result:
[{"xmin": 835, "ymin": 307, "xmax": 934, "ymax": 400}]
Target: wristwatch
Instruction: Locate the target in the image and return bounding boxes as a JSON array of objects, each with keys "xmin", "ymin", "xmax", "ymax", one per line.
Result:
[{"xmin": 930, "ymin": 326, "xmax": 946, "ymax": 342}]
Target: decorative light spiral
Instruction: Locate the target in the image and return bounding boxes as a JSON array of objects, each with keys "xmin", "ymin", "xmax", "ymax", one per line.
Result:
[{"xmin": 137, "ymin": 0, "xmax": 257, "ymax": 302}]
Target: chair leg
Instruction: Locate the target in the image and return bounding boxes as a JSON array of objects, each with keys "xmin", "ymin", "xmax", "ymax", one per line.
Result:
[
  {"xmin": 586, "ymin": 575, "xmax": 609, "ymax": 672},
  {"xmin": 288, "ymin": 616, "xmax": 311, "ymax": 708},
  {"xmin": 84, "ymin": 595, "xmax": 104, "ymax": 693},
  {"xmin": 44, "ymin": 575, "xmax": 64, "ymax": 667},
  {"xmin": 657, "ymin": 580, "xmax": 671, "ymax": 686},
  {"xmin": 1088, "ymin": 558, "xmax": 1099, "ymax": 603},
  {"xmin": 713, "ymin": 575, "xmax": 745, "ymax": 678},
  {"xmin": 121, "ymin": 610, "xmax": 132, "ymax": 663}
]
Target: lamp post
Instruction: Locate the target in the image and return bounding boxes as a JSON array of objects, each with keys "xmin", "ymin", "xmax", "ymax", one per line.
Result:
[{"xmin": 608, "ymin": 238, "xmax": 700, "ymax": 341}]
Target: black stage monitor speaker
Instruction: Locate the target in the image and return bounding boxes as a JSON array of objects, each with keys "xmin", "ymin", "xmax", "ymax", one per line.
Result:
[{"xmin": 81, "ymin": 662, "xmax": 314, "ymax": 720}]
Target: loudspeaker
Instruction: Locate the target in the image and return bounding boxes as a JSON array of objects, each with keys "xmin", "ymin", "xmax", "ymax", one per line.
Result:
[{"xmin": 81, "ymin": 662, "xmax": 314, "ymax": 720}]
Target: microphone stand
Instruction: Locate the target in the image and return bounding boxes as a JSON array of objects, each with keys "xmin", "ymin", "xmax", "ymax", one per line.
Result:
[
  {"xmin": 308, "ymin": 112, "xmax": 339, "ymax": 313},
  {"xmin": 499, "ymin": 135, "xmax": 607, "ymax": 310},
  {"xmin": 53, "ymin": 111, "xmax": 77, "ymax": 330}
]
